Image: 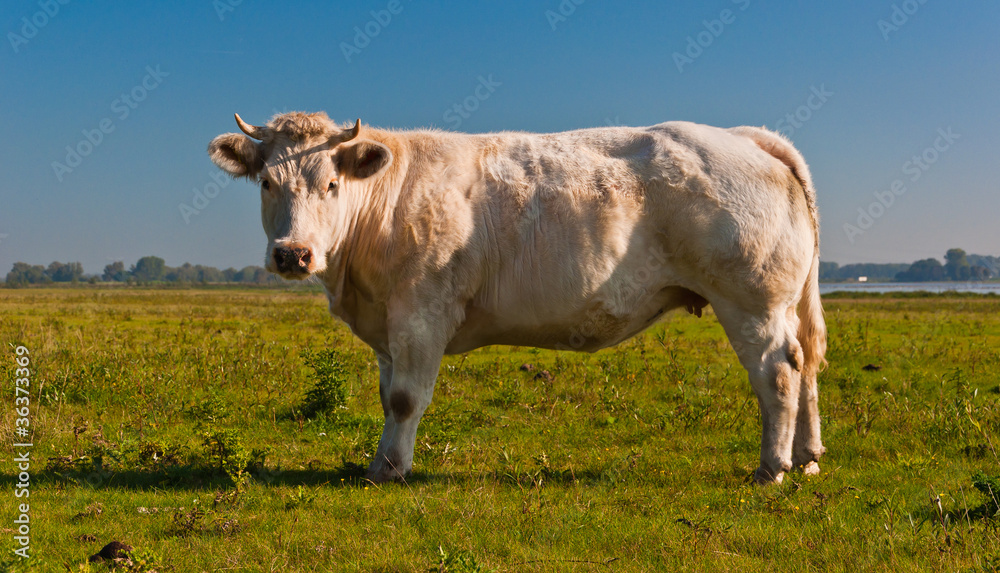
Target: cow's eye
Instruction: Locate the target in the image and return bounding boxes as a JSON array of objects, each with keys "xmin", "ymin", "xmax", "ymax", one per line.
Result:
[
  {"xmin": 328, "ymin": 180, "xmax": 338, "ymax": 193},
  {"xmin": 261, "ymin": 179, "xmax": 270, "ymax": 191}
]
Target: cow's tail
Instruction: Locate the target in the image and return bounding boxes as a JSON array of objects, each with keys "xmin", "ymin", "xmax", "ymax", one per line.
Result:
[
  {"xmin": 730, "ymin": 125, "xmax": 826, "ymax": 374},
  {"xmin": 798, "ymin": 251, "xmax": 827, "ymax": 377}
]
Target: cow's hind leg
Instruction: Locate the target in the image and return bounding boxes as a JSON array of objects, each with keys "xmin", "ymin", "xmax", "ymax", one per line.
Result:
[
  {"xmin": 792, "ymin": 369, "xmax": 824, "ymax": 475},
  {"xmin": 715, "ymin": 302, "xmax": 804, "ymax": 484}
]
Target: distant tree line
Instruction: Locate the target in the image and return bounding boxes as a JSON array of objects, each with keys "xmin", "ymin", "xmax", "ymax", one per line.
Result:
[
  {"xmin": 818, "ymin": 262, "xmax": 911, "ymax": 283},
  {"xmin": 821, "ymin": 249, "xmax": 996, "ymax": 283},
  {"xmin": 6, "ymin": 249, "xmax": 996, "ymax": 287},
  {"xmin": 4, "ymin": 256, "xmax": 277, "ymax": 287},
  {"xmin": 3, "ymin": 261, "xmax": 87, "ymax": 286}
]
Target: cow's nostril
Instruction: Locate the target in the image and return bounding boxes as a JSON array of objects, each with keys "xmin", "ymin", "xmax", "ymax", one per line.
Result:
[
  {"xmin": 273, "ymin": 248, "xmax": 289, "ymax": 270},
  {"xmin": 299, "ymin": 250, "xmax": 312, "ymax": 267}
]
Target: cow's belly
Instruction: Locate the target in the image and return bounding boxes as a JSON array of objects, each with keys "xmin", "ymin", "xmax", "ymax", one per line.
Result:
[{"xmin": 445, "ymin": 285, "xmax": 707, "ymax": 354}]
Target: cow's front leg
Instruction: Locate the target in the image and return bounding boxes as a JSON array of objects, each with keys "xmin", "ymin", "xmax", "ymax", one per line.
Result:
[
  {"xmin": 371, "ymin": 352, "xmax": 398, "ymax": 472},
  {"xmin": 367, "ymin": 328, "xmax": 447, "ymax": 483}
]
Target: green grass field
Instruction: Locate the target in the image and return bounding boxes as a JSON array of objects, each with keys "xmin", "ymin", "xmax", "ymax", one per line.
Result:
[{"xmin": 1, "ymin": 287, "xmax": 998, "ymax": 572}]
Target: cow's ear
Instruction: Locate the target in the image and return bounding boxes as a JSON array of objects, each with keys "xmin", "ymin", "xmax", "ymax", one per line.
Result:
[
  {"xmin": 338, "ymin": 140, "xmax": 393, "ymax": 180},
  {"xmin": 208, "ymin": 133, "xmax": 264, "ymax": 178}
]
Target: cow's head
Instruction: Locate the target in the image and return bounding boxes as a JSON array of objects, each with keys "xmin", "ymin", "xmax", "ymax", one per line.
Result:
[{"xmin": 208, "ymin": 112, "xmax": 392, "ymax": 279}]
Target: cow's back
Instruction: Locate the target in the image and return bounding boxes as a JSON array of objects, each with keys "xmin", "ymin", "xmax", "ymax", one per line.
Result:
[{"xmin": 420, "ymin": 122, "xmax": 812, "ymax": 353}]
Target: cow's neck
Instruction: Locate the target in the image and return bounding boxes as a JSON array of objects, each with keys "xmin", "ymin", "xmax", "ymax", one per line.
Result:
[{"xmin": 321, "ymin": 132, "xmax": 407, "ymax": 323}]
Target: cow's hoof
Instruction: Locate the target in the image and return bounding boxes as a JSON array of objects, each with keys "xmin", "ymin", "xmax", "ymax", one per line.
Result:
[
  {"xmin": 753, "ymin": 466, "xmax": 784, "ymax": 485},
  {"xmin": 366, "ymin": 470, "xmax": 404, "ymax": 484},
  {"xmin": 799, "ymin": 461, "xmax": 821, "ymax": 475},
  {"xmin": 365, "ymin": 472, "xmax": 395, "ymax": 484},
  {"xmin": 365, "ymin": 462, "xmax": 409, "ymax": 484}
]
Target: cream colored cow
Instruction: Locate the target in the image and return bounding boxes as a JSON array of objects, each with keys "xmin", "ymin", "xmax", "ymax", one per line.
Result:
[{"xmin": 209, "ymin": 112, "xmax": 827, "ymax": 484}]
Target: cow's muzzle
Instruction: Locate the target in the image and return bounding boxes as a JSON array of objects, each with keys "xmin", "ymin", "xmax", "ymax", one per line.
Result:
[{"xmin": 272, "ymin": 245, "xmax": 313, "ymax": 277}]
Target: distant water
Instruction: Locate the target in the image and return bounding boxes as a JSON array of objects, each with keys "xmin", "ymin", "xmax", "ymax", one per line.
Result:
[{"xmin": 819, "ymin": 282, "xmax": 1000, "ymax": 295}]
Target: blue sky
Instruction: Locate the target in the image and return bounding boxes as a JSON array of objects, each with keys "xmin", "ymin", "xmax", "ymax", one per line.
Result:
[{"xmin": 1, "ymin": 0, "xmax": 997, "ymax": 275}]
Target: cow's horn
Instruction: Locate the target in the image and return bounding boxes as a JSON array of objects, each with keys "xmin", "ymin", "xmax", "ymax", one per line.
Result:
[
  {"xmin": 234, "ymin": 113, "xmax": 267, "ymax": 140},
  {"xmin": 330, "ymin": 119, "xmax": 361, "ymax": 146}
]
